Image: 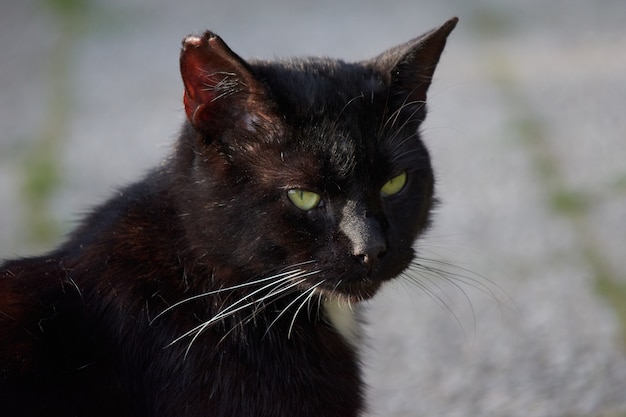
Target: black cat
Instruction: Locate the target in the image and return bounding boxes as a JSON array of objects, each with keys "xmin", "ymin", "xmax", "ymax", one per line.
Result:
[{"xmin": 0, "ymin": 18, "xmax": 457, "ymax": 417}]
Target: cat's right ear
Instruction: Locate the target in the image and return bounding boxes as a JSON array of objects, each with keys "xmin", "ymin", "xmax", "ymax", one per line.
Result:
[
  {"xmin": 369, "ymin": 17, "xmax": 458, "ymax": 120},
  {"xmin": 180, "ymin": 32, "xmax": 270, "ymax": 139}
]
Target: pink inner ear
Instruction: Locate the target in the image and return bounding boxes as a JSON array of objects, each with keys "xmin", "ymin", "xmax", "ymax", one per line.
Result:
[
  {"xmin": 179, "ymin": 31, "xmax": 273, "ymax": 136},
  {"xmin": 180, "ymin": 32, "xmax": 258, "ymax": 131},
  {"xmin": 180, "ymin": 37, "xmax": 221, "ymax": 126}
]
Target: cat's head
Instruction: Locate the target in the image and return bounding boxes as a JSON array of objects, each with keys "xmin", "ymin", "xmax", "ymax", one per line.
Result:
[{"xmin": 175, "ymin": 18, "xmax": 457, "ymax": 302}]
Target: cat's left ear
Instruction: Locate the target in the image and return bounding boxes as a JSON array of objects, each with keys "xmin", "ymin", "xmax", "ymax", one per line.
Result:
[
  {"xmin": 370, "ymin": 17, "xmax": 458, "ymax": 109},
  {"xmin": 180, "ymin": 32, "xmax": 270, "ymax": 139}
]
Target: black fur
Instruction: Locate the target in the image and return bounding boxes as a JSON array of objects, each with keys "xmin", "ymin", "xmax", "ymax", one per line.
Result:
[{"xmin": 0, "ymin": 18, "xmax": 457, "ymax": 416}]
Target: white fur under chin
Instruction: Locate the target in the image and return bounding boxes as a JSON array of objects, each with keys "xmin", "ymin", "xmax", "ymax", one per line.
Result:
[{"xmin": 323, "ymin": 298, "xmax": 360, "ymax": 348}]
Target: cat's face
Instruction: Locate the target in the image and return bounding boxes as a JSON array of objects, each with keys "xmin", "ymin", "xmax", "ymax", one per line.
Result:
[{"xmin": 176, "ymin": 19, "xmax": 456, "ymax": 302}]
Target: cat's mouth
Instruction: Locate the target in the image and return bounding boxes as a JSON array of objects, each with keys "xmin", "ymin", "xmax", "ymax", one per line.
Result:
[{"xmin": 314, "ymin": 278, "xmax": 384, "ymax": 302}]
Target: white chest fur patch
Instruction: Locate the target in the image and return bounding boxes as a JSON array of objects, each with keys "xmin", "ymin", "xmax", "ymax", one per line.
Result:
[{"xmin": 323, "ymin": 299, "xmax": 360, "ymax": 348}]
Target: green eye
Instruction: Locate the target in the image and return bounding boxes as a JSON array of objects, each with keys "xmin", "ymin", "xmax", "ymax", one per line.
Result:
[
  {"xmin": 287, "ymin": 189, "xmax": 322, "ymax": 211},
  {"xmin": 380, "ymin": 171, "xmax": 407, "ymax": 197}
]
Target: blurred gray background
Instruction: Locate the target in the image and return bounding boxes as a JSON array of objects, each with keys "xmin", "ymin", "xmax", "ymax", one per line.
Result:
[{"xmin": 1, "ymin": 0, "xmax": 626, "ymax": 416}]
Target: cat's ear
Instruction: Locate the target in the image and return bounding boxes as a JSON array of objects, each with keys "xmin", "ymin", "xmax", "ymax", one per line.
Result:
[
  {"xmin": 180, "ymin": 32, "xmax": 269, "ymax": 138},
  {"xmin": 371, "ymin": 17, "xmax": 458, "ymax": 110}
]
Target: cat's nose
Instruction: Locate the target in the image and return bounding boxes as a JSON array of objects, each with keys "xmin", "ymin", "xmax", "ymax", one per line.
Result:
[
  {"xmin": 339, "ymin": 200, "xmax": 387, "ymax": 272},
  {"xmin": 355, "ymin": 242, "xmax": 387, "ymax": 272}
]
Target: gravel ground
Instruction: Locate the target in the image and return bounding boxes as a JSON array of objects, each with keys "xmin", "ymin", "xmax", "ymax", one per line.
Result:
[{"xmin": 1, "ymin": 1, "xmax": 626, "ymax": 416}]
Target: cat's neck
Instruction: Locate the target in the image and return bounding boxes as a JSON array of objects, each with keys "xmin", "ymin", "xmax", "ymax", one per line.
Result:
[{"xmin": 323, "ymin": 298, "xmax": 360, "ymax": 348}]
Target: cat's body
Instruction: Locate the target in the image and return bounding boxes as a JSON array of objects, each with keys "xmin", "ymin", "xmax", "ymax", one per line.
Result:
[{"xmin": 0, "ymin": 18, "xmax": 457, "ymax": 417}]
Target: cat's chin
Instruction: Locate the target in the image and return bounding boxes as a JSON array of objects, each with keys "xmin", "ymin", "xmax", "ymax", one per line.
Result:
[{"xmin": 315, "ymin": 279, "xmax": 383, "ymax": 303}]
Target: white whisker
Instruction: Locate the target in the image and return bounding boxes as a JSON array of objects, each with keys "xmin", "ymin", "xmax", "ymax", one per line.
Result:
[
  {"xmin": 170, "ymin": 275, "xmax": 307, "ymax": 348},
  {"xmin": 412, "ymin": 257, "xmax": 516, "ymax": 316},
  {"xmin": 152, "ymin": 268, "xmax": 310, "ymax": 325},
  {"xmin": 403, "ymin": 268, "xmax": 470, "ymax": 343},
  {"xmin": 176, "ymin": 277, "xmax": 309, "ymax": 359},
  {"xmin": 288, "ymin": 281, "xmax": 325, "ymax": 339},
  {"xmin": 172, "ymin": 269, "xmax": 323, "ymax": 357},
  {"xmin": 262, "ymin": 275, "xmax": 323, "ymax": 339}
]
